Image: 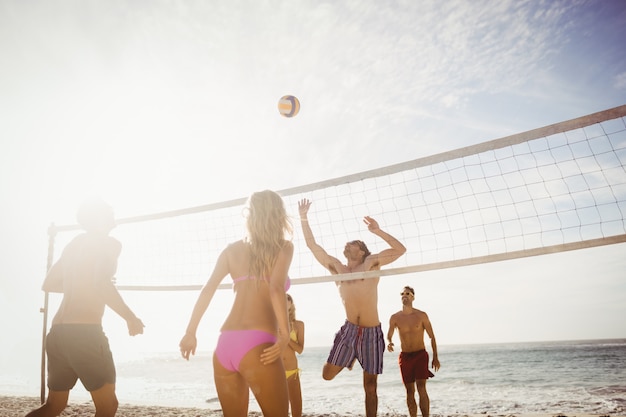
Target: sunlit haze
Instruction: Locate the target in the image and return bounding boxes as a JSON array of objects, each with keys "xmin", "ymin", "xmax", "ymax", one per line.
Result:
[{"xmin": 1, "ymin": 0, "xmax": 625, "ymax": 388}]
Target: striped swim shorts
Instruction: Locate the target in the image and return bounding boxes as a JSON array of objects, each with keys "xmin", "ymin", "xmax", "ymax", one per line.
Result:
[{"xmin": 326, "ymin": 320, "xmax": 384, "ymax": 375}]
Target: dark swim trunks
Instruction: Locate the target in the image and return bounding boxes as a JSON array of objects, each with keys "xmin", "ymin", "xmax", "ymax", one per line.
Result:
[
  {"xmin": 399, "ymin": 349, "xmax": 434, "ymax": 384},
  {"xmin": 46, "ymin": 324, "xmax": 116, "ymax": 391}
]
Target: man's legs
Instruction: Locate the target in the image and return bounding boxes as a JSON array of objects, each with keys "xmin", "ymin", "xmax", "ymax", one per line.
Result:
[
  {"xmin": 25, "ymin": 390, "xmax": 69, "ymax": 417},
  {"xmin": 416, "ymin": 379, "xmax": 430, "ymax": 417},
  {"xmin": 404, "ymin": 382, "xmax": 418, "ymax": 417},
  {"xmin": 363, "ymin": 372, "xmax": 378, "ymax": 417},
  {"xmin": 322, "ymin": 362, "xmax": 344, "ymax": 380},
  {"xmin": 89, "ymin": 383, "xmax": 118, "ymax": 417},
  {"xmin": 324, "ymin": 321, "xmax": 358, "ymax": 381}
]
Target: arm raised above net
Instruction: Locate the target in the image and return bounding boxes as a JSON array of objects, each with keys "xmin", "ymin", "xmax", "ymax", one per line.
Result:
[
  {"xmin": 363, "ymin": 216, "xmax": 406, "ymax": 269},
  {"xmin": 298, "ymin": 198, "xmax": 344, "ymax": 274}
]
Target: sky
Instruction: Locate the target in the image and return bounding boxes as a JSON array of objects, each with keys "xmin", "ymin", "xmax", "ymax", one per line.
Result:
[{"xmin": 1, "ymin": 0, "xmax": 625, "ymax": 386}]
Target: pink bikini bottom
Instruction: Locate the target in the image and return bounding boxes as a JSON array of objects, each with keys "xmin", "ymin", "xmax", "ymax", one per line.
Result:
[{"xmin": 214, "ymin": 329, "xmax": 277, "ymax": 372}]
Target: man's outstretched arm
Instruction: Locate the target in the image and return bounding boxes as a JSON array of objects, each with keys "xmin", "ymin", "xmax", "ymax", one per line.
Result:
[
  {"xmin": 364, "ymin": 216, "xmax": 406, "ymax": 267},
  {"xmin": 298, "ymin": 198, "xmax": 342, "ymax": 272}
]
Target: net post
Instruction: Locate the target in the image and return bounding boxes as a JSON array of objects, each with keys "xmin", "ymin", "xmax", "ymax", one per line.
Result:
[{"xmin": 40, "ymin": 223, "xmax": 57, "ymax": 404}]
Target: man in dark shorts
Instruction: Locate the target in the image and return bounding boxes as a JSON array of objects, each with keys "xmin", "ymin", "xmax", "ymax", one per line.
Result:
[
  {"xmin": 387, "ymin": 286, "xmax": 440, "ymax": 417},
  {"xmin": 25, "ymin": 199, "xmax": 144, "ymax": 417},
  {"xmin": 298, "ymin": 198, "xmax": 406, "ymax": 417}
]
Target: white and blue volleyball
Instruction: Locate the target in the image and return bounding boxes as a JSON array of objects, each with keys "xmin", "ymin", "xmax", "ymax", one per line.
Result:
[{"xmin": 278, "ymin": 95, "xmax": 300, "ymax": 118}]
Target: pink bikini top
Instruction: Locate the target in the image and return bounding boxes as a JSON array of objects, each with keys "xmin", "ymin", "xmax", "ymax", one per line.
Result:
[{"xmin": 232, "ymin": 275, "xmax": 291, "ymax": 291}]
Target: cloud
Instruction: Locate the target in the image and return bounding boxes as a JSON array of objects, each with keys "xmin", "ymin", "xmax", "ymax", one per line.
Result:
[{"xmin": 615, "ymin": 72, "xmax": 626, "ymax": 90}]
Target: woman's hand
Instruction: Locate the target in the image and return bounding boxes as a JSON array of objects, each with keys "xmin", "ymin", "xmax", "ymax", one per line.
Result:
[{"xmin": 260, "ymin": 332, "xmax": 289, "ymax": 365}]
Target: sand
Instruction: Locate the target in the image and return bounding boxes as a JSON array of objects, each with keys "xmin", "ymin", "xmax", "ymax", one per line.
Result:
[
  {"xmin": 1, "ymin": 395, "xmax": 621, "ymax": 417},
  {"xmin": 2, "ymin": 396, "xmax": 222, "ymax": 417}
]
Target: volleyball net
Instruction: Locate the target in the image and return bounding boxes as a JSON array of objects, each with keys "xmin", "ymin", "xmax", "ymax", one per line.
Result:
[{"xmin": 46, "ymin": 105, "xmax": 626, "ymax": 290}]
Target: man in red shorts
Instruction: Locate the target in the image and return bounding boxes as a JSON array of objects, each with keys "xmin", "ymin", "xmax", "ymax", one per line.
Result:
[{"xmin": 387, "ymin": 286, "xmax": 440, "ymax": 417}]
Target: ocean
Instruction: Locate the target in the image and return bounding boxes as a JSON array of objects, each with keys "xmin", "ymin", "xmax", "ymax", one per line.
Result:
[{"xmin": 2, "ymin": 339, "xmax": 624, "ymax": 416}]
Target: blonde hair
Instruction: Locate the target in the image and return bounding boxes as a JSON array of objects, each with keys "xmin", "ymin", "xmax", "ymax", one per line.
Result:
[
  {"xmin": 245, "ymin": 190, "xmax": 293, "ymax": 279},
  {"xmin": 287, "ymin": 293, "xmax": 296, "ymax": 322}
]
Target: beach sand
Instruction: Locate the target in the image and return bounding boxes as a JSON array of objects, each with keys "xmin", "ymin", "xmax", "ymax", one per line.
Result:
[{"xmin": 1, "ymin": 396, "xmax": 622, "ymax": 417}]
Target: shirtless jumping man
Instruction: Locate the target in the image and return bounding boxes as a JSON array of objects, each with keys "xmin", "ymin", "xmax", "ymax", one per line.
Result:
[{"xmin": 298, "ymin": 198, "xmax": 406, "ymax": 417}]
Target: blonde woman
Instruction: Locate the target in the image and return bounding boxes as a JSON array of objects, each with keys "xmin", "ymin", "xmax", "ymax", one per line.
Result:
[
  {"xmin": 282, "ymin": 293, "xmax": 305, "ymax": 417},
  {"xmin": 180, "ymin": 190, "xmax": 293, "ymax": 417}
]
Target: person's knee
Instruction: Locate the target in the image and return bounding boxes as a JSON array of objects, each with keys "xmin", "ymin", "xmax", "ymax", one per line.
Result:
[
  {"xmin": 364, "ymin": 383, "xmax": 377, "ymax": 395},
  {"xmin": 94, "ymin": 400, "xmax": 118, "ymax": 417},
  {"xmin": 38, "ymin": 390, "xmax": 69, "ymax": 416},
  {"xmin": 417, "ymin": 381, "xmax": 428, "ymax": 395},
  {"xmin": 322, "ymin": 363, "xmax": 340, "ymax": 380},
  {"xmin": 90, "ymin": 383, "xmax": 119, "ymax": 417},
  {"xmin": 363, "ymin": 377, "xmax": 377, "ymax": 395}
]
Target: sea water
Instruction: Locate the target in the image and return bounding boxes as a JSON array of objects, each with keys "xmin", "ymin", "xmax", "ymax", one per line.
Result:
[{"xmin": 3, "ymin": 339, "xmax": 625, "ymax": 415}]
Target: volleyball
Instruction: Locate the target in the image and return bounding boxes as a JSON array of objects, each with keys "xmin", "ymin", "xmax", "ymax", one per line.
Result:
[{"xmin": 278, "ymin": 95, "xmax": 300, "ymax": 118}]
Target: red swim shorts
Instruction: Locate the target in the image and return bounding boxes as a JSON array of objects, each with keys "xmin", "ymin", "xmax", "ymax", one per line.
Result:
[{"xmin": 399, "ymin": 349, "xmax": 434, "ymax": 384}]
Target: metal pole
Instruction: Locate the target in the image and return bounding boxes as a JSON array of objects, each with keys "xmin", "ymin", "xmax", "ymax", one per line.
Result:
[
  {"xmin": 40, "ymin": 223, "xmax": 57, "ymax": 404},
  {"xmin": 39, "ymin": 292, "xmax": 49, "ymax": 404}
]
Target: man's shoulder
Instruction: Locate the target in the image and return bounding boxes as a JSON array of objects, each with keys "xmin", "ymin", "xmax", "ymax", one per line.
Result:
[
  {"xmin": 60, "ymin": 234, "xmax": 121, "ymax": 263},
  {"xmin": 390, "ymin": 310, "xmax": 404, "ymax": 319},
  {"xmin": 345, "ymin": 259, "xmax": 378, "ymax": 273},
  {"xmin": 393, "ymin": 308, "xmax": 427, "ymax": 320},
  {"xmin": 67, "ymin": 233, "xmax": 119, "ymax": 247},
  {"xmin": 362, "ymin": 255, "xmax": 382, "ymax": 271},
  {"xmin": 95, "ymin": 234, "xmax": 122, "ymax": 250},
  {"xmin": 329, "ymin": 259, "xmax": 350, "ymax": 274}
]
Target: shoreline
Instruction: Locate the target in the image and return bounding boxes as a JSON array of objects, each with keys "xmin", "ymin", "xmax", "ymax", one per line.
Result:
[{"xmin": 2, "ymin": 395, "xmax": 623, "ymax": 417}]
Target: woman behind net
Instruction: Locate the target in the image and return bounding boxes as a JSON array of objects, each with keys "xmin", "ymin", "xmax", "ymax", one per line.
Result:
[
  {"xmin": 282, "ymin": 293, "xmax": 305, "ymax": 417},
  {"xmin": 179, "ymin": 190, "xmax": 294, "ymax": 417}
]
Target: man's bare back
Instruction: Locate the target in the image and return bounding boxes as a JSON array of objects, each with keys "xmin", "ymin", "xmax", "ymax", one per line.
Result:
[{"xmin": 47, "ymin": 233, "xmax": 122, "ymax": 325}]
